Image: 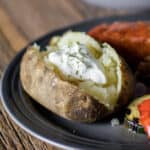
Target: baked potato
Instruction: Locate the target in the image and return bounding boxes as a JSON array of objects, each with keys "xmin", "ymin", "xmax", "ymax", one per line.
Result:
[{"xmin": 20, "ymin": 31, "xmax": 135, "ymax": 122}]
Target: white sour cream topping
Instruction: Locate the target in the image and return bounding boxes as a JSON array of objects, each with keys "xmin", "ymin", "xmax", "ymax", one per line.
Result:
[{"xmin": 48, "ymin": 42, "xmax": 106, "ymax": 84}]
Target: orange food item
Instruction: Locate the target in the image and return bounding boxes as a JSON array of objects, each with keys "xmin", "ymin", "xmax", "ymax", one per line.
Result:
[
  {"xmin": 88, "ymin": 22, "xmax": 150, "ymax": 66},
  {"xmin": 138, "ymin": 99, "xmax": 150, "ymax": 139}
]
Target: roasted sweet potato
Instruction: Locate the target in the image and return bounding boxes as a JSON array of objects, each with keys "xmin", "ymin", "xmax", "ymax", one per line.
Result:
[{"xmin": 88, "ymin": 22, "xmax": 150, "ymax": 66}]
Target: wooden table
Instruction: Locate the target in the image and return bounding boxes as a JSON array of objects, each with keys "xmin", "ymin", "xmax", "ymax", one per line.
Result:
[{"xmin": 0, "ymin": 0, "xmax": 131, "ymax": 149}]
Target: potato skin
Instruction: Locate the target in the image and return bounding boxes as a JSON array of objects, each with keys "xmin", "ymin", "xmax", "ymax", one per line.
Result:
[
  {"xmin": 20, "ymin": 47, "xmax": 134, "ymax": 122},
  {"xmin": 117, "ymin": 58, "xmax": 135, "ymax": 109}
]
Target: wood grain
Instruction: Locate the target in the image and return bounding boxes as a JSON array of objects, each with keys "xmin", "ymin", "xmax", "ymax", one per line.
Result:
[
  {"xmin": 0, "ymin": 0, "xmax": 128, "ymax": 149},
  {"xmin": 0, "ymin": 6, "xmax": 28, "ymax": 52}
]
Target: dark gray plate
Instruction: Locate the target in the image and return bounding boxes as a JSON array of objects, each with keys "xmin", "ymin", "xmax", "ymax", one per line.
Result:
[{"xmin": 1, "ymin": 13, "xmax": 150, "ymax": 150}]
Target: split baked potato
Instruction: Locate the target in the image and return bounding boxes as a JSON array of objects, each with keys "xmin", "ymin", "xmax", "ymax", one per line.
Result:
[{"xmin": 20, "ymin": 31, "xmax": 135, "ymax": 122}]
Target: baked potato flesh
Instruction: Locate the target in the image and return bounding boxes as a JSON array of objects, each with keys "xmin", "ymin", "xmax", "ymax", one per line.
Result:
[{"xmin": 46, "ymin": 32, "xmax": 122, "ymax": 110}]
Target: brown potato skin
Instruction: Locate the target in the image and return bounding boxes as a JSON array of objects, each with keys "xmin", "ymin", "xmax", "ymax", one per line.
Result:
[
  {"xmin": 117, "ymin": 58, "xmax": 135, "ymax": 108},
  {"xmin": 20, "ymin": 47, "xmax": 134, "ymax": 122}
]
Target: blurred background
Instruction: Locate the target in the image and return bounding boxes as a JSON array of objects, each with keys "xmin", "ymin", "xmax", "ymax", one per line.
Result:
[
  {"xmin": 0, "ymin": 0, "xmax": 150, "ymax": 150},
  {"xmin": 0, "ymin": 0, "xmax": 150, "ymax": 51},
  {"xmin": 84, "ymin": 0, "xmax": 150, "ymax": 10}
]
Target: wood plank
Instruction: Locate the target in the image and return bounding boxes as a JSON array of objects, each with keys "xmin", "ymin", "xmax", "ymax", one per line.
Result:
[
  {"xmin": 0, "ymin": 6, "xmax": 28, "ymax": 52},
  {"xmin": 1, "ymin": 0, "xmax": 83, "ymax": 41}
]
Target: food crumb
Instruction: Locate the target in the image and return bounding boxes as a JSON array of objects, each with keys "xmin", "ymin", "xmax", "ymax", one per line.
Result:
[
  {"xmin": 128, "ymin": 128, "xmax": 137, "ymax": 134},
  {"xmin": 32, "ymin": 43, "xmax": 40, "ymax": 50},
  {"xmin": 111, "ymin": 118, "xmax": 120, "ymax": 127}
]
